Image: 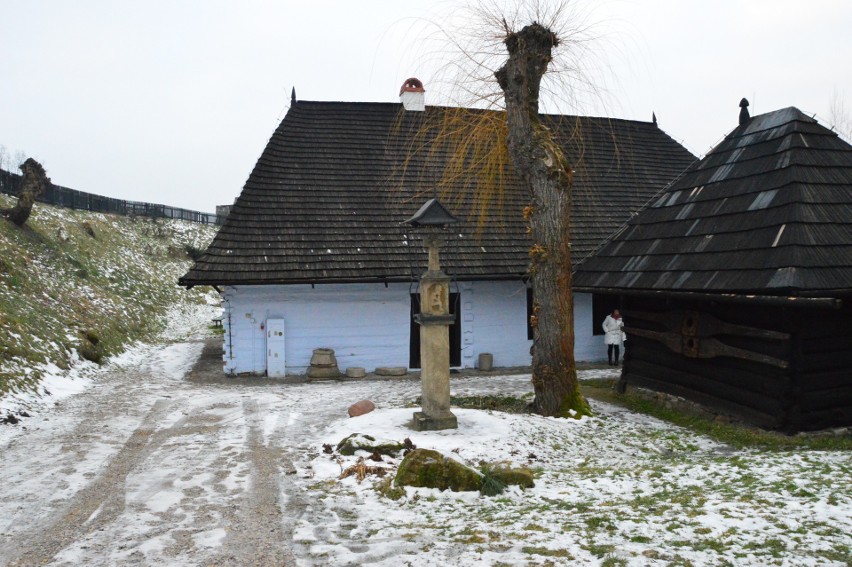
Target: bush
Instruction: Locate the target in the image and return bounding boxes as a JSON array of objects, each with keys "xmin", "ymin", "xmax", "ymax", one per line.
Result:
[
  {"xmin": 479, "ymin": 462, "xmax": 535, "ymax": 496},
  {"xmin": 78, "ymin": 342, "xmax": 103, "ymax": 364},
  {"xmin": 480, "ymin": 470, "xmax": 508, "ymax": 496},
  {"xmin": 83, "ymin": 329, "xmax": 100, "ymax": 345},
  {"xmin": 79, "ymin": 329, "xmax": 103, "ymax": 363},
  {"xmin": 80, "ymin": 221, "xmax": 96, "ymax": 238},
  {"xmin": 184, "ymin": 244, "xmax": 206, "ymax": 261}
]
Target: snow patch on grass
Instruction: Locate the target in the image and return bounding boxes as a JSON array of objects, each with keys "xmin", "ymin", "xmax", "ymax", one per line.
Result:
[{"xmin": 292, "ymin": 373, "xmax": 852, "ymax": 566}]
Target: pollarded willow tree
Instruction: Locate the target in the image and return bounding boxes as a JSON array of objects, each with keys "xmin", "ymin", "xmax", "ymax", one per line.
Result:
[
  {"xmin": 495, "ymin": 22, "xmax": 589, "ymax": 417},
  {"xmin": 405, "ymin": 3, "xmax": 601, "ymax": 417},
  {"xmin": 1, "ymin": 158, "xmax": 50, "ymax": 227}
]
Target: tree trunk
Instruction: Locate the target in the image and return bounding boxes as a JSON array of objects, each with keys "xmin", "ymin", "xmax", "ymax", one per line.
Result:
[
  {"xmin": 2, "ymin": 158, "xmax": 50, "ymax": 227},
  {"xmin": 495, "ymin": 23, "xmax": 591, "ymax": 418}
]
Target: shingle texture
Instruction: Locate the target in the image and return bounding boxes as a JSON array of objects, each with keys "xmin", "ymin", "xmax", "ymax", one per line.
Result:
[
  {"xmin": 180, "ymin": 101, "xmax": 695, "ymax": 286},
  {"xmin": 574, "ymin": 107, "xmax": 852, "ymax": 296}
]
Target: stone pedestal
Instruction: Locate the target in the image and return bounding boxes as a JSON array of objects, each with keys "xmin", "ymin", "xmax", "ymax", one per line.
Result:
[
  {"xmin": 345, "ymin": 367, "xmax": 366, "ymax": 379},
  {"xmin": 412, "ymin": 410, "xmax": 457, "ymax": 431},
  {"xmin": 307, "ymin": 347, "xmax": 341, "ymax": 381},
  {"xmin": 412, "ymin": 235, "xmax": 457, "ymax": 431}
]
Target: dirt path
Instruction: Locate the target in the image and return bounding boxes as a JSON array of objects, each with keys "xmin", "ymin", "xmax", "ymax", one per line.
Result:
[
  {"xmin": 0, "ymin": 338, "xmax": 304, "ymax": 566},
  {"xmin": 0, "ymin": 335, "xmax": 549, "ymax": 566}
]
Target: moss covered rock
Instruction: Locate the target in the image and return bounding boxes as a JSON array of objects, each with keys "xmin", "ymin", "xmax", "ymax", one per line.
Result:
[
  {"xmin": 479, "ymin": 463, "xmax": 535, "ymax": 496},
  {"xmin": 488, "ymin": 466, "xmax": 535, "ymax": 489},
  {"xmin": 336, "ymin": 433, "xmax": 404, "ymax": 456},
  {"xmin": 395, "ymin": 449, "xmax": 482, "ymax": 492}
]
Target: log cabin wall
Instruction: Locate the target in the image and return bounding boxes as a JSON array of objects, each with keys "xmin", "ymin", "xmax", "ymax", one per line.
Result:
[
  {"xmin": 621, "ymin": 295, "xmax": 851, "ymax": 432},
  {"xmin": 572, "ymin": 104, "xmax": 852, "ymax": 432},
  {"xmin": 792, "ymin": 297, "xmax": 852, "ymax": 431}
]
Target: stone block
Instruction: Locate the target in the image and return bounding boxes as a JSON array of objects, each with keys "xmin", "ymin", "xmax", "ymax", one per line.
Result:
[
  {"xmin": 345, "ymin": 367, "xmax": 366, "ymax": 378},
  {"xmin": 412, "ymin": 411, "xmax": 458, "ymax": 431},
  {"xmin": 307, "ymin": 366, "xmax": 341, "ymax": 381},
  {"xmin": 348, "ymin": 399, "xmax": 375, "ymax": 417},
  {"xmin": 336, "ymin": 433, "xmax": 404, "ymax": 456},
  {"xmin": 375, "ymin": 366, "xmax": 407, "ymax": 377}
]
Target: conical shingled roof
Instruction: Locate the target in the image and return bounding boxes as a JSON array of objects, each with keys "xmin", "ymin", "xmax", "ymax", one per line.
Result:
[
  {"xmin": 180, "ymin": 100, "xmax": 695, "ymax": 287},
  {"xmin": 574, "ymin": 106, "xmax": 852, "ymax": 296}
]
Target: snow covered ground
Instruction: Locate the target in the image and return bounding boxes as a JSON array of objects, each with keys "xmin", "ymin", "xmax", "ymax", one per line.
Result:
[{"xmin": 0, "ymin": 304, "xmax": 850, "ymax": 566}]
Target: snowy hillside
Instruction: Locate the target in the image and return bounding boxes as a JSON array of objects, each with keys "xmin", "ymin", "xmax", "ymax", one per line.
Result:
[{"xmin": 0, "ymin": 194, "xmax": 218, "ymax": 401}]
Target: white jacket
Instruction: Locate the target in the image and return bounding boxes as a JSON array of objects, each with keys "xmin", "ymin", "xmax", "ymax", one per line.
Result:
[{"xmin": 602, "ymin": 315, "xmax": 624, "ymax": 345}]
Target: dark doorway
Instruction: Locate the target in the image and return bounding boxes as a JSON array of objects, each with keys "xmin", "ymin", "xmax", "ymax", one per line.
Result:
[
  {"xmin": 592, "ymin": 293, "xmax": 621, "ymax": 336},
  {"xmin": 410, "ymin": 292, "xmax": 461, "ymax": 369}
]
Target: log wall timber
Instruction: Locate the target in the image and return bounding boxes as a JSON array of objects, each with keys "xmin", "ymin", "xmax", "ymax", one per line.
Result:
[
  {"xmin": 620, "ymin": 295, "xmax": 852, "ymax": 432},
  {"xmin": 794, "ymin": 307, "xmax": 852, "ymax": 429}
]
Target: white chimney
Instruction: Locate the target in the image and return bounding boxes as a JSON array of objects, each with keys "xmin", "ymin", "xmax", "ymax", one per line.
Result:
[{"xmin": 399, "ymin": 78, "xmax": 425, "ymax": 111}]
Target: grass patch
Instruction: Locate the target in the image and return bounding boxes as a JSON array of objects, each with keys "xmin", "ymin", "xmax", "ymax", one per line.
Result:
[
  {"xmin": 584, "ymin": 543, "xmax": 616, "ymax": 558},
  {"xmin": 581, "ymin": 381, "xmax": 852, "ymax": 451},
  {"xmin": 818, "ymin": 545, "xmax": 852, "ymax": 563},
  {"xmin": 375, "ymin": 476, "xmax": 405, "ymax": 501},
  {"xmin": 585, "ymin": 516, "xmax": 616, "ymax": 532},
  {"xmin": 522, "ymin": 546, "xmax": 572, "ymax": 558},
  {"xmin": 449, "ymin": 394, "xmax": 531, "ymax": 414},
  {"xmin": 453, "ymin": 527, "xmax": 487, "ymax": 544}
]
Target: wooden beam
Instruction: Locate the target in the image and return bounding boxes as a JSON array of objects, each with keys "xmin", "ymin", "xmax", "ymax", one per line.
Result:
[
  {"xmin": 627, "ymin": 309, "xmax": 790, "ymax": 340},
  {"xmin": 573, "ymin": 286, "xmax": 843, "ymax": 310},
  {"xmin": 629, "ymin": 327, "xmax": 789, "ymax": 368}
]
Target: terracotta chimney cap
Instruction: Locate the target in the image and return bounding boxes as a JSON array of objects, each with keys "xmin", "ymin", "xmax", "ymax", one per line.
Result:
[{"xmin": 399, "ymin": 77, "xmax": 425, "ymax": 96}]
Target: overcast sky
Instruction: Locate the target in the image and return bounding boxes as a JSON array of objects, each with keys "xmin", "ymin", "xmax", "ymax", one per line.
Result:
[{"xmin": 2, "ymin": 1, "xmax": 850, "ymax": 213}]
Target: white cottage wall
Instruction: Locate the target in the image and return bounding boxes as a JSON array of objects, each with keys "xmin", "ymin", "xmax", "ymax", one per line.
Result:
[
  {"xmin": 220, "ymin": 283, "xmax": 602, "ymax": 377},
  {"xmin": 461, "ymin": 284, "xmax": 600, "ymax": 367},
  {"xmin": 573, "ymin": 293, "xmax": 599, "ymax": 362},
  {"xmin": 461, "ymin": 280, "xmax": 532, "ymax": 368},
  {"xmin": 222, "ymin": 283, "xmax": 412, "ymax": 375}
]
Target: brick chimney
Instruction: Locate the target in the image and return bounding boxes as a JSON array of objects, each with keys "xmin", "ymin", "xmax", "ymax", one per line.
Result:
[{"xmin": 400, "ymin": 78, "xmax": 425, "ymax": 111}]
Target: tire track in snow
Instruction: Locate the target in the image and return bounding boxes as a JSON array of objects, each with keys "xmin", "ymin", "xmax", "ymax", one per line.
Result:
[
  {"xmin": 206, "ymin": 398, "xmax": 297, "ymax": 566},
  {"xmin": 1, "ymin": 398, "xmax": 177, "ymax": 566}
]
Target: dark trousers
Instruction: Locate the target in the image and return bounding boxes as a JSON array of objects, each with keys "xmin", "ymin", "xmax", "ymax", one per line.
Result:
[{"xmin": 607, "ymin": 344, "xmax": 620, "ymax": 365}]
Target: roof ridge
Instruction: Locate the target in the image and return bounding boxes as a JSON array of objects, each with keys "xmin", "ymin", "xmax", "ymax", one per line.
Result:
[{"xmin": 291, "ymin": 99, "xmax": 662, "ymax": 127}]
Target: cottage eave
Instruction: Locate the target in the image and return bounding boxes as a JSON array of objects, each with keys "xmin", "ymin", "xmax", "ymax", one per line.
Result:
[
  {"xmin": 179, "ymin": 272, "xmax": 529, "ymax": 289},
  {"xmin": 573, "ymin": 285, "xmax": 844, "ymax": 310}
]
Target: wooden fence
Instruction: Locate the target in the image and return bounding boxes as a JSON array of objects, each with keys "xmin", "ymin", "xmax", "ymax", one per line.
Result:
[{"xmin": 0, "ymin": 168, "xmax": 223, "ymax": 225}]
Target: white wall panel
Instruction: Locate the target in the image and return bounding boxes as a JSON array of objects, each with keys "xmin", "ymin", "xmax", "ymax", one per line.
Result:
[
  {"xmin": 222, "ymin": 283, "xmax": 411, "ymax": 375},
  {"xmin": 220, "ymin": 283, "xmax": 603, "ymax": 377},
  {"xmin": 573, "ymin": 292, "xmax": 603, "ymax": 362},
  {"xmin": 465, "ymin": 280, "xmax": 532, "ymax": 368}
]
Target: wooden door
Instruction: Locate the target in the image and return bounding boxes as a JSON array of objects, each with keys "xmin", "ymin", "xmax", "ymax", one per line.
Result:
[{"xmin": 266, "ymin": 319, "xmax": 286, "ymax": 377}]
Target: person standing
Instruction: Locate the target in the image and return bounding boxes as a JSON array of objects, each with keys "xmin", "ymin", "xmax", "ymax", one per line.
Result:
[{"xmin": 602, "ymin": 309, "xmax": 624, "ymax": 366}]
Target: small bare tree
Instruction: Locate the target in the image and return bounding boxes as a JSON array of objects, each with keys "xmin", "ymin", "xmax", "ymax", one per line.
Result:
[
  {"xmin": 0, "ymin": 146, "xmax": 28, "ymax": 173},
  {"xmin": 2, "ymin": 158, "xmax": 51, "ymax": 227},
  {"xmin": 829, "ymin": 90, "xmax": 852, "ymax": 143}
]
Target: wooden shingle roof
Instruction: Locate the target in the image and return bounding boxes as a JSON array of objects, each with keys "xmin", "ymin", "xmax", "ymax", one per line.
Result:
[
  {"xmin": 180, "ymin": 100, "xmax": 695, "ymax": 287},
  {"xmin": 574, "ymin": 106, "xmax": 852, "ymax": 297}
]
